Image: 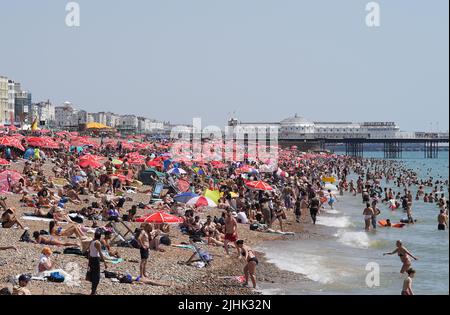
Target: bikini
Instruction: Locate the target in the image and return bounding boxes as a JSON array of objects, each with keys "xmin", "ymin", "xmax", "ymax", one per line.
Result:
[{"xmin": 242, "ymin": 248, "xmax": 259, "ymax": 265}]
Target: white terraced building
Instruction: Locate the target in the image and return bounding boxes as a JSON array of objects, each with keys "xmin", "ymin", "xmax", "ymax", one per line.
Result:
[{"xmin": 228, "ymin": 115, "xmax": 404, "ymax": 140}]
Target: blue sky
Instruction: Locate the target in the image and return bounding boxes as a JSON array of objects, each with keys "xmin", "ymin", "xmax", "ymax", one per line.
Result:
[{"xmin": 0, "ymin": 0, "xmax": 448, "ymax": 131}]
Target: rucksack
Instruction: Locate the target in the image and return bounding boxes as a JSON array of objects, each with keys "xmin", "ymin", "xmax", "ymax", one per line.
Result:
[
  {"xmin": 47, "ymin": 272, "xmax": 65, "ymax": 283},
  {"xmin": 19, "ymin": 230, "xmax": 31, "ymax": 242},
  {"xmin": 160, "ymin": 235, "xmax": 171, "ymax": 246}
]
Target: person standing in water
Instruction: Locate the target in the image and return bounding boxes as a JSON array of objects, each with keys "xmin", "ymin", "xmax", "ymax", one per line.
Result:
[
  {"xmin": 363, "ymin": 203, "xmax": 374, "ymax": 231},
  {"xmin": 384, "ymin": 240, "xmax": 419, "ymax": 274},
  {"xmin": 437, "ymin": 209, "xmax": 448, "ymax": 231},
  {"xmin": 371, "ymin": 200, "xmax": 381, "ymax": 230},
  {"xmin": 309, "ymin": 194, "xmax": 320, "ymax": 225},
  {"xmin": 401, "ymin": 268, "xmax": 416, "ymax": 295}
]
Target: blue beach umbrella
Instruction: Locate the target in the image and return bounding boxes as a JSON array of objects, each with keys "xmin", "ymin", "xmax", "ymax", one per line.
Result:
[{"xmin": 174, "ymin": 192, "xmax": 199, "ymax": 204}]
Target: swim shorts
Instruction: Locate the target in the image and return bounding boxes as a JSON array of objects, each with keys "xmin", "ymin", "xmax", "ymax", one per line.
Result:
[
  {"xmin": 225, "ymin": 233, "xmax": 238, "ymax": 242},
  {"xmin": 438, "ymin": 224, "xmax": 446, "ymax": 231},
  {"xmin": 140, "ymin": 247, "xmax": 149, "ymax": 260}
]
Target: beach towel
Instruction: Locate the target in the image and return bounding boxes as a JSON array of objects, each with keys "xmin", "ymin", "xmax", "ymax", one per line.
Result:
[
  {"xmin": 266, "ymin": 229, "xmax": 295, "ymax": 236},
  {"xmin": 172, "ymin": 244, "xmax": 195, "ymax": 250},
  {"xmin": 21, "ymin": 216, "xmax": 69, "ymax": 224}
]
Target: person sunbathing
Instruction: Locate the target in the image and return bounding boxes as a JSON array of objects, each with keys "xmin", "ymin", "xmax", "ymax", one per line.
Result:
[
  {"xmin": 1, "ymin": 208, "xmax": 25, "ymax": 229},
  {"xmin": 49, "ymin": 220, "xmax": 86, "ymax": 240},
  {"xmin": 32, "ymin": 232, "xmax": 79, "ymax": 247},
  {"xmin": 101, "ymin": 231, "xmax": 120, "ymax": 258}
]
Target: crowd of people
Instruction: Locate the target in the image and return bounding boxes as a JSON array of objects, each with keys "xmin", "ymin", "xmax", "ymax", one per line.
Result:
[{"xmin": 0, "ymin": 132, "xmax": 448, "ymax": 295}]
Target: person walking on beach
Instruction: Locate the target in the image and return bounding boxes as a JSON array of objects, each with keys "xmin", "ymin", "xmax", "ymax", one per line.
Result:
[
  {"xmin": 401, "ymin": 268, "xmax": 416, "ymax": 295},
  {"xmin": 224, "ymin": 210, "xmax": 239, "ymax": 257},
  {"xmin": 363, "ymin": 203, "xmax": 374, "ymax": 231},
  {"xmin": 309, "ymin": 194, "xmax": 320, "ymax": 225},
  {"xmin": 437, "ymin": 209, "xmax": 448, "ymax": 230},
  {"xmin": 87, "ymin": 230, "xmax": 108, "ymax": 295},
  {"xmin": 138, "ymin": 224, "xmax": 151, "ymax": 278},
  {"xmin": 384, "ymin": 240, "xmax": 418, "ymax": 274},
  {"xmin": 236, "ymin": 240, "xmax": 258, "ymax": 289}
]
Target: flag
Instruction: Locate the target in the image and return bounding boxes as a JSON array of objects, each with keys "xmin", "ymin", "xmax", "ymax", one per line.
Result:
[{"xmin": 31, "ymin": 117, "xmax": 39, "ymax": 131}]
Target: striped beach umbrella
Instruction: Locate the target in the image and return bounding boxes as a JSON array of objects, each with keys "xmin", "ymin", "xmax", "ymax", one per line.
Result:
[{"xmin": 187, "ymin": 196, "xmax": 217, "ymax": 208}]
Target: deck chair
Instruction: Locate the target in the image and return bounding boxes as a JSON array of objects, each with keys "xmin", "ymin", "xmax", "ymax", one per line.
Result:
[
  {"xmin": 185, "ymin": 240, "xmax": 213, "ymax": 267},
  {"xmin": 106, "ymin": 220, "xmax": 135, "ymax": 246}
]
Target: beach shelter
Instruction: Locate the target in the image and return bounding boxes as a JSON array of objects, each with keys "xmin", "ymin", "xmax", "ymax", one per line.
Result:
[
  {"xmin": 135, "ymin": 212, "xmax": 184, "ymax": 224},
  {"xmin": 245, "ymin": 180, "xmax": 273, "ymax": 191},
  {"xmin": 186, "ymin": 196, "xmax": 217, "ymax": 208},
  {"xmin": 174, "ymin": 192, "xmax": 198, "ymax": 204}
]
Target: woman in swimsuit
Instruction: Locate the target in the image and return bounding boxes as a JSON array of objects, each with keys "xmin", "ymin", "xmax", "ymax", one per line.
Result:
[
  {"xmin": 49, "ymin": 220, "xmax": 86, "ymax": 240},
  {"xmin": 236, "ymin": 240, "xmax": 258, "ymax": 289},
  {"xmin": 33, "ymin": 231, "xmax": 79, "ymax": 247},
  {"xmin": 384, "ymin": 240, "xmax": 418, "ymax": 273}
]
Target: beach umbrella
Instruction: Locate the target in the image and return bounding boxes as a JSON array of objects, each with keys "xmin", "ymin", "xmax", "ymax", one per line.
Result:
[
  {"xmin": 186, "ymin": 196, "xmax": 217, "ymax": 207},
  {"xmin": 79, "ymin": 159, "xmax": 103, "ymax": 169},
  {"xmin": 146, "ymin": 160, "xmax": 163, "ymax": 168},
  {"xmin": 245, "ymin": 180, "xmax": 273, "ymax": 191},
  {"xmin": 0, "ymin": 158, "xmax": 10, "ymax": 166},
  {"xmin": 111, "ymin": 159, "xmax": 123, "ymax": 165},
  {"xmin": 167, "ymin": 167, "xmax": 187, "ymax": 175},
  {"xmin": 324, "ymin": 183, "xmax": 338, "ymax": 191},
  {"xmin": 236, "ymin": 165, "xmax": 258, "ymax": 174},
  {"xmin": 0, "ymin": 136, "xmax": 25, "ymax": 151},
  {"xmin": 210, "ymin": 161, "xmax": 226, "ymax": 169},
  {"xmin": 174, "ymin": 192, "xmax": 199, "ymax": 204},
  {"xmin": 79, "ymin": 154, "xmax": 104, "ymax": 162},
  {"xmin": 177, "ymin": 178, "xmax": 191, "ymax": 192},
  {"xmin": 135, "ymin": 212, "xmax": 184, "ymax": 224},
  {"xmin": 0, "ymin": 170, "xmax": 23, "ymax": 192}
]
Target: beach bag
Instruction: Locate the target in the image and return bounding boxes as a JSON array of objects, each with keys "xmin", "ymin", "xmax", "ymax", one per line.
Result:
[
  {"xmin": 160, "ymin": 235, "xmax": 171, "ymax": 246},
  {"xmin": 104, "ymin": 271, "xmax": 119, "ymax": 279},
  {"xmin": 63, "ymin": 247, "xmax": 83, "ymax": 256},
  {"xmin": 119, "ymin": 275, "xmax": 133, "ymax": 284},
  {"xmin": 129, "ymin": 238, "xmax": 140, "ymax": 249},
  {"xmin": 19, "ymin": 230, "xmax": 31, "ymax": 242},
  {"xmin": 47, "ymin": 272, "xmax": 65, "ymax": 283},
  {"xmin": 198, "ymin": 250, "xmax": 213, "ymax": 263},
  {"xmin": 85, "ymin": 270, "xmax": 92, "ymax": 282},
  {"xmin": 71, "ymin": 216, "xmax": 84, "ymax": 224}
]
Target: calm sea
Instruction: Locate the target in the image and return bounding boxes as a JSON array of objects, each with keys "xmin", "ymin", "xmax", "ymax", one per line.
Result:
[{"xmin": 258, "ymin": 151, "xmax": 449, "ymax": 295}]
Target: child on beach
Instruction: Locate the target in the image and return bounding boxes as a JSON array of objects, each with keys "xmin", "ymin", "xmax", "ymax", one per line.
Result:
[{"xmin": 401, "ymin": 268, "xmax": 416, "ymax": 295}]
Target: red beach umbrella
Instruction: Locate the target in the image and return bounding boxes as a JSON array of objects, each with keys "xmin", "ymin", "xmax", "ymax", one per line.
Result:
[
  {"xmin": 135, "ymin": 212, "xmax": 184, "ymax": 224},
  {"xmin": 245, "ymin": 180, "xmax": 273, "ymax": 191},
  {"xmin": 0, "ymin": 158, "xmax": 11, "ymax": 166},
  {"xmin": 0, "ymin": 136, "xmax": 25, "ymax": 151}
]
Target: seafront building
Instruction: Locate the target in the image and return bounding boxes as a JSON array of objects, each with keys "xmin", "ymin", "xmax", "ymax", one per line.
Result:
[
  {"xmin": 228, "ymin": 115, "xmax": 404, "ymax": 140},
  {"xmin": 0, "ymin": 76, "xmax": 8, "ymax": 125}
]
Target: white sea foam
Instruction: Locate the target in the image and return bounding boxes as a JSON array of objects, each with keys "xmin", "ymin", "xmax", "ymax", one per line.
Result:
[
  {"xmin": 316, "ymin": 216, "xmax": 351, "ymax": 228},
  {"xmin": 335, "ymin": 230, "xmax": 370, "ymax": 249}
]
